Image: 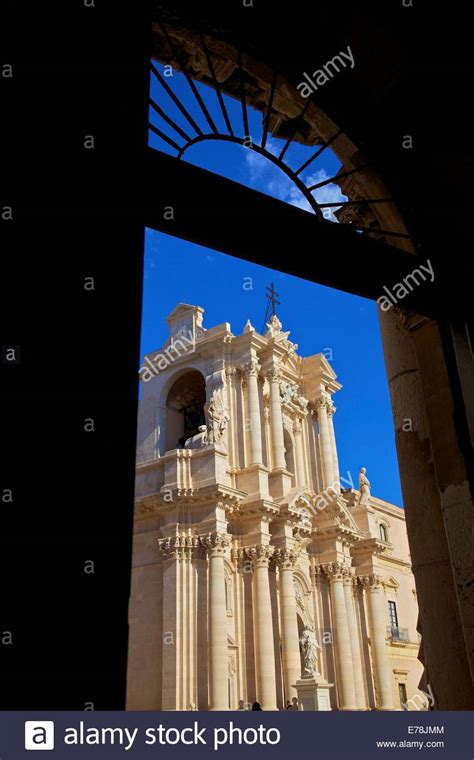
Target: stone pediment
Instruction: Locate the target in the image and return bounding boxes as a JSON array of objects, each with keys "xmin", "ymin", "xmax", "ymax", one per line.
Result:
[
  {"xmin": 280, "ymin": 350, "xmax": 301, "ymax": 375},
  {"xmin": 166, "ymin": 302, "xmax": 202, "ymax": 321},
  {"xmin": 275, "ymin": 487, "xmax": 316, "ymax": 529},
  {"xmin": 166, "ymin": 302, "xmax": 205, "ymax": 344},
  {"xmin": 276, "ymin": 486, "xmax": 312, "ymax": 509},
  {"xmin": 316, "ymin": 494, "xmax": 362, "ymax": 535}
]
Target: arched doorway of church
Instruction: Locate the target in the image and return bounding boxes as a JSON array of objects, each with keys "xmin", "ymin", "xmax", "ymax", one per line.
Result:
[{"xmin": 165, "ymin": 369, "xmax": 206, "ymax": 450}]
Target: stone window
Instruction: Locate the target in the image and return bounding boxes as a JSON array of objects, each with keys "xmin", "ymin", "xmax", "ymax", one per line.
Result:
[
  {"xmin": 398, "ymin": 682, "xmax": 408, "ymax": 709},
  {"xmin": 388, "ymin": 600, "xmax": 399, "ymax": 629}
]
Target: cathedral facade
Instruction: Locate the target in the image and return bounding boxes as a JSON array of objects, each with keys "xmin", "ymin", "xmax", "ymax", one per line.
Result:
[{"xmin": 127, "ymin": 303, "xmax": 423, "ymax": 710}]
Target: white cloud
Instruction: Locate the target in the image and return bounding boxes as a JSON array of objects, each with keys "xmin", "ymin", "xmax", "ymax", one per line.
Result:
[{"xmin": 243, "ymin": 143, "xmax": 347, "ymax": 221}]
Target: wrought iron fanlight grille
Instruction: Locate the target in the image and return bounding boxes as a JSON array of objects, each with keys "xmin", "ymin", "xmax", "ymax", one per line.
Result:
[{"xmin": 149, "ymin": 21, "xmax": 411, "ymax": 242}]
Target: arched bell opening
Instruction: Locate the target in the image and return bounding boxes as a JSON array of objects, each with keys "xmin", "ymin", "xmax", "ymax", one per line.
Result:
[{"xmin": 165, "ymin": 369, "xmax": 206, "ymax": 450}]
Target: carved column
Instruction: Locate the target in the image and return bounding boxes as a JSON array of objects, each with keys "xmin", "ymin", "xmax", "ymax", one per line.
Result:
[
  {"xmin": 275, "ymin": 549, "xmax": 301, "ymax": 701},
  {"xmin": 263, "ymin": 404, "xmax": 272, "ymax": 469},
  {"xmin": 158, "ymin": 534, "xmax": 181, "ymax": 710},
  {"xmin": 245, "ymin": 359, "xmax": 263, "ymax": 465},
  {"xmin": 309, "ymin": 560, "xmax": 322, "ymax": 633},
  {"xmin": 203, "ymin": 533, "xmax": 231, "ymax": 710},
  {"xmin": 324, "ymin": 563, "xmax": 357, "ymax": 710},
  {"xmin": 293, "ymin": 418, "xmax": 306, "ymax": 486},
  {"xmin": 267, "ymin": 368, "xmax": 287, "ymax": 470},
  {"xmin": 360, "ymin": 575, "xmax": 394, "ymax": 710},
  {"xmin": 316, "ymin": 397, "xmax": 335, "ymax": 490},
  {"xmin": 225, "ymin": 367, "xmax": 236, "ymax": 468},
  {"xmin": 343, "ymin": 573, "xmax": 367, "ymax": 709},
  {"xmin": 249, "ymin": 545, "xmax": 278, "ymax": 709},
  {"xmin": 327, "ymin": 402, "xmax": 340, "ymax": 493}
]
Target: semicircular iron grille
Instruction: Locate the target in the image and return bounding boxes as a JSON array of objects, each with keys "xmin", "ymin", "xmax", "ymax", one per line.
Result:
[{"xmin": 149, "ymin": 23, "xmax": 410, "ymax": 243}]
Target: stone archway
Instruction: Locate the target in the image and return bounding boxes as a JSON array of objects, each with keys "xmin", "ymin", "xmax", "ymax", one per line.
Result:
[
  {"xmin": 165, "ymin": 369, "xmax": 206, "ymax": 450},
  {"xmin": 148, "ymin": 12, "xmax": 474, "ymax": 709},
  {"xmin": 150, "ymin": 20, "xmax": 414, "ymax": 251}
]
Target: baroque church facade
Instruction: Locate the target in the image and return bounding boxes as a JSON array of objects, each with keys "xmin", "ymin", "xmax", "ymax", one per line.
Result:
[{"xmin": 127, "ymin": 303, "xmax": 423, "ymax": 710}]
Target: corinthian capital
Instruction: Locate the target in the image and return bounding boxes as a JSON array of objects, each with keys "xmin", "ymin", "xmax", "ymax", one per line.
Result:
[
  {"xmin": 200, "ymin": 532, "xmax": 232, "ymax": 557},
  {"xmin": 315, "ymin": 395, "xmax": 331, "ymax": 414},
  {"xmin": 265, "ymin": 367, "xmax": 282, "ymax": 383},
  {"xmin": 158, "ymin": 531, "xmax": 202, "ymax": 560},
  {"xmin": 245, "ymin": 544, "xmax": 274, "ymax": 567},
  {"xmin": 358, "ymin": 573, "xmax": 383, "ymax": 591},
  {"xmin": 322, "ymin": 561, "xmax": 351, "ymax": 581},
  {"xmin": 309, "ymin": 561, "xmax": 323, "ymax": 582},
  {"xmin": 243, "ymin": 358, "xmax": 260, "ymax": 378},
  {"xmin": 274, "ymin": 547, "xmax": 299, "ymax": 570}
]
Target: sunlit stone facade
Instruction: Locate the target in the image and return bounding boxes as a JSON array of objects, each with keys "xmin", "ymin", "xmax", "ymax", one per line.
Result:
[{"xmin": 127, "ymin": 303, "xmax": 423, "ymax": 710}]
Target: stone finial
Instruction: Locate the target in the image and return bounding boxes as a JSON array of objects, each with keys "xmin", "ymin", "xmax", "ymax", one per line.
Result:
[{"xmin": 243, "ymin": 319, "xmax": 255, "ymax": 333}]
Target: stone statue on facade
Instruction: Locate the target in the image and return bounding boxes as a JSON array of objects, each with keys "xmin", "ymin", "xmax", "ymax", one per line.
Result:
[
  {"xmin": 298, "ymin": 507, "xmax": 313, "ymax": 529},
  {"xmin": 184, "ymin": 425, "xmax": 208, "ymax": 449},
  {"xmin": 299, "ymin": 625, "xmax": 321, "ymax": 676},
  {"xmin": 205, "ymin": 388, "xmax": 230, "ymax": 445},
  {"xmin": 358, "ymin": 466, "xmax": 371, "ymax": 505},
  {"xmin": 281, "ymin": 382, "xmax": 298, "ymax": 403}
]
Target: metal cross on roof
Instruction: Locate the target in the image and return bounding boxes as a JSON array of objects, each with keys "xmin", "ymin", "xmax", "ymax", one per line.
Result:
[{"xmin": 265, "ymin": 282, "xmax": 281, "ymax": 317}]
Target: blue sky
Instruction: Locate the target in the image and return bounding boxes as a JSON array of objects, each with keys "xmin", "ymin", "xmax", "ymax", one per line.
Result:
[{"xmin": 142, "ymin": 64, "xmax": 403, "ymax": 507}]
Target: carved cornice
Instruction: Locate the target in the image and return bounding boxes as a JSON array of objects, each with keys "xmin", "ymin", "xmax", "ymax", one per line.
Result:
[
  {"xmin": 351, "ymin": 537, "xmax": 388, "ymax": 558},
  {"xmin": 392, "ymin": 308, "xmax": 432, "ymax": 334}
]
